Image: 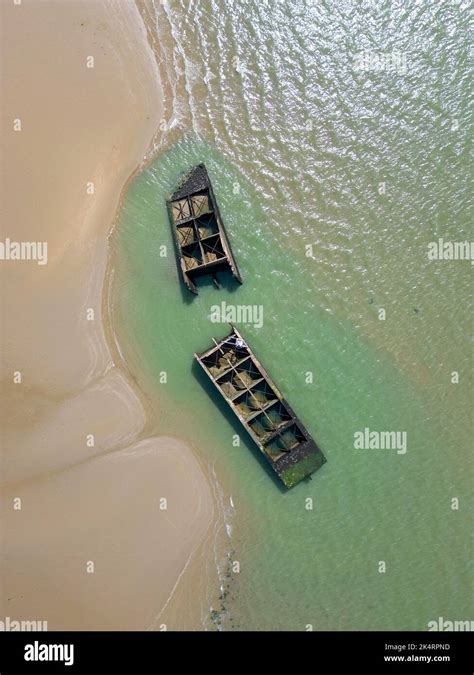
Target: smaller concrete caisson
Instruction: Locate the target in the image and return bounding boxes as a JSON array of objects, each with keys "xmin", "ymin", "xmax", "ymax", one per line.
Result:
[{"xmin": 167, "ymin": 164, "xmax": 242, "ymax": 294}]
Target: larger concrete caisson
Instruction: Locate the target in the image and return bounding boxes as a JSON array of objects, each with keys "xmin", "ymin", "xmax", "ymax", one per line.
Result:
[{"xmin": 195, "ymin": 327, "xmax": 326, "ymax": 488}]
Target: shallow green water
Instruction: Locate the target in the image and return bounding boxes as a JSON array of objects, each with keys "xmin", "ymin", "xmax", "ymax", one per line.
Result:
[{"xmin": 111, "ymin": 0, "xmax": 472, "ymax": 629}]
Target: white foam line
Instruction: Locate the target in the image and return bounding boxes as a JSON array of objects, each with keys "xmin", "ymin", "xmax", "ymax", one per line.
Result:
[{"xmin": 146, "ymin": 544, "xmax": 197, "ymax": 631}]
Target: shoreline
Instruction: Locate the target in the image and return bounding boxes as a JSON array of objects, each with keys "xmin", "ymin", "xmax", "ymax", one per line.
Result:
[{"xmin": 1, "ymin": 0, "xmax": 227, "ymax": 630}]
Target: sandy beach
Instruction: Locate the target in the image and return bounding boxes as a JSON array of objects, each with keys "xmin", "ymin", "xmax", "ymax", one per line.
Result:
[{"xmin": 1, "ymin": 0, "xmax": 219, "ymax": 630}]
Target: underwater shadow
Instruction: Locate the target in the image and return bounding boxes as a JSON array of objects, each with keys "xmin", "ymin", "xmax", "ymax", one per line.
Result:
[{"xmin": 177, "ymin": 268, "xmax": 243, "ymax": 304}]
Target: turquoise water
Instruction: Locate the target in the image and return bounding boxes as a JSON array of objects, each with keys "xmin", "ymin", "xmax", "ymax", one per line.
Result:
[{"xmin": 110, "ymin": 0, "xmax": 472, "ymax": 629}]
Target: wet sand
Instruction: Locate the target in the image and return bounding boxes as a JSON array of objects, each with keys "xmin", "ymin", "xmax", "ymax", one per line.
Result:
[{"xmin": 0, "ymin": 0, "xmax": 218, "ymax": 629}]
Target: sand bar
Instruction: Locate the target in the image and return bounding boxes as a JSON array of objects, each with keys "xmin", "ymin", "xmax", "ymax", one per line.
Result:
[{"xmin": 1, "ymin": 0, "xmax": 219, "ymax": 630}]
